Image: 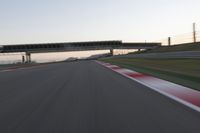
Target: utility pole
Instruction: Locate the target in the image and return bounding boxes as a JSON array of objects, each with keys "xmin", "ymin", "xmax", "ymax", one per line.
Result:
[
  {"xmin": 168, "ymin": 37, "xmax": 171, "ymax": 46},
  {"xmin": 193, "ymin": 22, "xmax": 196, "ymax": 43}
]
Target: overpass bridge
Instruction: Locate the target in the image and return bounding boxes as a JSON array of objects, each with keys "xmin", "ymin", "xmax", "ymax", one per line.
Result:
[{"xmin": 0, "ymin": 41, "xmax": 161, "ymax": 62}]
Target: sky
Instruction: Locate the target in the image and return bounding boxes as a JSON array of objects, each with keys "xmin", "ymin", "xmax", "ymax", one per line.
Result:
[
  {"xmin": 0, "ymin": 0, "xmax": 200, "ymax": 63},
  {"xmin": 0, "ymin": 0, "xmax": 200, "ymax": 45}
]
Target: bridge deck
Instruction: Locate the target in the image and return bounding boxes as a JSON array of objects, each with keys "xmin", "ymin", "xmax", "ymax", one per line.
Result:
[{"xmin": 0, "ymin": 41, "xmax": 161, "ymax": 53}]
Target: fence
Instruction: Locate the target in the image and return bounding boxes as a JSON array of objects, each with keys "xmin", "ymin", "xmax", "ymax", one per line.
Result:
[{"xmin": 155, "ymin": 23, "xmax": 200, "ymax": 46}]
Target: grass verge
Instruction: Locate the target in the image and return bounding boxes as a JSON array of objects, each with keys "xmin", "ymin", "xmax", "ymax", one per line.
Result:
[
  {"xmin": 100, "ymin": 58, "xmax": 200, "ymax": 91},
  {"xmin": 130, "ymin": 42, "xmax": 200, "ymax": 54}
]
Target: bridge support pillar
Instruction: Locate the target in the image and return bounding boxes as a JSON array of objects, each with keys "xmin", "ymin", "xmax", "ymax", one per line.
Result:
[
  {"xmin": 22, "ymin": 55, "xmax": 25, "ymax": 63},
  {"xmin": 25, "ymin": 52, "xmax": 31, "ymax": 63},
  {"xmin": 110, "ymin": 49, "xmax": 114, "ymax": 55}
]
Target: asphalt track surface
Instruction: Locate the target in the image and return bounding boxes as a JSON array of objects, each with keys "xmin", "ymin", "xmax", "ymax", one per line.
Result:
[{"xmin": 0, "ymin": 61, "xmax": 200, "ymax": 133}]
